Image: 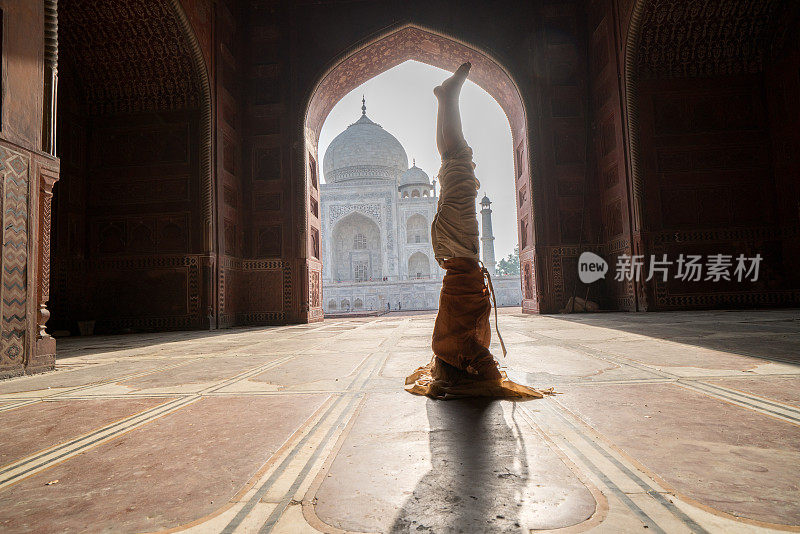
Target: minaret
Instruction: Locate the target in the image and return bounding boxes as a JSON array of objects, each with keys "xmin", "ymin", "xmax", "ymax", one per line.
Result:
[{"xmin": 480, "ymin": 194, "xmax": 496, "ymax": 275}]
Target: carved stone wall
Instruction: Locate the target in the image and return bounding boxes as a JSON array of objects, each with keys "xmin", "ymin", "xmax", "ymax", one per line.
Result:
[
  {"xmin": 53, "ymin": 255, "xmax": 201, "ymax": 333},
  {"xmin": 177, "ymin": 0, "xmax": 212, "ymax": 73},
  {"xmin": 219, "ymin": 258, "xmax": 287, "ymax": 326},
  {"xmin": 0, "ymin": 0, "xmax": 63, "ymax": 376},
  {"xmin": 49, "ymin": 110, "xmax": 205, "ymax": 334},
  {"xmin": 0, "ymin": 141, "xmax": 60, "ymax": 378},
  {"xmin": 628, "ymin": 0, "xmax": 800, "ymax": 310},
  {"xmin": 214, "ymin": 0, "xmax": 247, "ymax": 328},
  {"xmin": 527, "ymin": 1, "xmax": 594, "ymax": 313},
  {"xmin": 587, "ymin": 0, "xmax": 636, "ymax": 310},
  {"xmin": 60, "ymin": 0, "xmax": 202, "ymax": 116},
  {"xmin": 637, "ymin": 0, "xmax": 792, "ymax": 80},
  {"xmin": 50, "ymin": 1, "xmax": 208, "ymax": 334},
  {"xmin": 0, "ymin": 146, "xmax": 30, "ymax": 377},
  {"xmin": 241, "ymin": 2, "xmax": 298, "ymax": 323}
]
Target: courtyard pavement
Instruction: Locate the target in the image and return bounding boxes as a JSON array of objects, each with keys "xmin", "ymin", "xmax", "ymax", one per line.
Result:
[{"xmin": 0, "ymin": 309, "xmax": 798, "ymax": 533}]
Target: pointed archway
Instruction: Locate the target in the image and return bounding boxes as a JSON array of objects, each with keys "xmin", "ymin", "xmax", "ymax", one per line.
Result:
[{"xmin": 302, "ymin": 24, "xmax": 538, "ymax": 319}]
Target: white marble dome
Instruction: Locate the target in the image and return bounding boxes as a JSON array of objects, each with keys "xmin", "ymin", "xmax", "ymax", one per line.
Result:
[
  {"xmin": 399, "ymin": 164, "xmax": 430, "ymax": 186},
  {"xmin": 323, "ymin": 111, "xmax": 408, "ymax": 184}
]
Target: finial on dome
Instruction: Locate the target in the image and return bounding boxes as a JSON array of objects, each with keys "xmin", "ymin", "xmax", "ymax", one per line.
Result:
[
  {"xmin": 412, "ymin": 157, "xmax": 416, "ymax": 167},
  {"xmin": 361, "ymin": 95, "xmax": 366, "ymax": 116}
]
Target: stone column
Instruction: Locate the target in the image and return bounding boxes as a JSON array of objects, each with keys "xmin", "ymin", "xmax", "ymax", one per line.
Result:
[
  {"xmin": 32, "ymin": 165, "xmax": 60, "ymax": 373},
  {"xmin": 43, "ymin": 0, "xmax": 58, "ymax": 156},
  {"xmin": 480, "ymin": 195, "xmax": 496, "ymax": 275}
]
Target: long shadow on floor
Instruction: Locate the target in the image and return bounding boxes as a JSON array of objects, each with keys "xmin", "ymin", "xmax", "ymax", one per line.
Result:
[
  {"xmin": 391, "ymin": 398, "xmax": 528, "ymax": 533},
  {"xmin": 545, "ymin": 309, "xmax": 800, "ymax": 366},
  {"xmin": 52, "ymin": 324, "xmax": 311, "ymax": 361}
]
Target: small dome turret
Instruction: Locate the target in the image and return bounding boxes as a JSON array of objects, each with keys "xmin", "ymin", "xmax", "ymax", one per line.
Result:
[{"xmin": 398, "ymin": 163, "xmax": 430, "ymax": 187}]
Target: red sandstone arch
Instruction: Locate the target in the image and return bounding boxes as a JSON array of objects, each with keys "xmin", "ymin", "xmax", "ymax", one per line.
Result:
[{"xmin": 303, "ymin": 24, "xmax": 535, "ymax": 318}]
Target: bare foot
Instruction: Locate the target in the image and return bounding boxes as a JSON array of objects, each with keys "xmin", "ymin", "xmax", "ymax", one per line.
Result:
[{"xmin": 434, "ymin": 61, "xmax": 471, "ymax": 100}]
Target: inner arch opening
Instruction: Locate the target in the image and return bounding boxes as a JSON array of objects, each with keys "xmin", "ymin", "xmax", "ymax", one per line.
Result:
[{"xmin": 305, "ymin": 25, "xmax": 534, "ymax": 315}]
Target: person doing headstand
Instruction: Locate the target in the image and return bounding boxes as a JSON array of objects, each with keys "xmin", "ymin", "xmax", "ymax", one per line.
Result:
[{"xmin": 405, "ymin": 62, "xmax": 550, "ymax": 399}]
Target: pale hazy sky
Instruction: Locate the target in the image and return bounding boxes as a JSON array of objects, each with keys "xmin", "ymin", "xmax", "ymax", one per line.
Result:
[{"xmin": 318, "ymin": 60, "xmax": 518, "ymax": 263}]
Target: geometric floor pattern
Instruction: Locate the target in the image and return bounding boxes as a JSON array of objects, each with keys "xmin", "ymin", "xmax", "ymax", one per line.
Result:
[{"xmin": 0, "ymin": 309, "xmax": 798, "ymax": 533}]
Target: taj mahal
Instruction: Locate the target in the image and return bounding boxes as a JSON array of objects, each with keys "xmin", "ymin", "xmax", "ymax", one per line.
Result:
[{"xmin": 321, "ymin": 99, "xmax": 522, "ymax": 313}]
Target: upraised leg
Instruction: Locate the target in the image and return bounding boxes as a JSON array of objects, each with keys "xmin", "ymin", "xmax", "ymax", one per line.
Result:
[{"xmin": 434, "ymin": 62, "xmax": 471, "ymax": 157}]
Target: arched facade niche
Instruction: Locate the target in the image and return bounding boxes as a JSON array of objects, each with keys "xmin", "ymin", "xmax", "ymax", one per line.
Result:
[
  {"xmin": 331, "ymin": 212, "xmax": 382, "ymax": 282},
  {"xmin": 406, "ymin": 214, "xmax": 428, "ymax": 244},
  {"xmin": 304, "ymin": 24, "xmax": 537, "ymax": 315},
  {"xmin": 408, "ymin": 252, "xmax": 431, "ymax": 279}
]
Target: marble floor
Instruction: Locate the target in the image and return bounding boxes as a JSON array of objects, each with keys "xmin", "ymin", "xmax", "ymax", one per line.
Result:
[{"xmin": 0, "ymin": 309, "xmax": 798, "ymax": 533}]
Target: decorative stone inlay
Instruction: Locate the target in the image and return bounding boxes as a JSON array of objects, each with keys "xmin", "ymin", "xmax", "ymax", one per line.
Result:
[
  {"xmin": 637, "ymin": 0, "xmax": 789, "ymax": 79},
  {"xmin": 326, "ymin": 165, "xmax": 396, "ymax": 183},
  {"xmin": 0, "ymin": 147, "xmax": 29, "ymax": 366},
  {"xmin": 60, "ymin": 0, "xmax": 202, "ymax": 115},
  {"xmin": 328, "ymin": 203, "xmax": 382, "ymax": 227}
]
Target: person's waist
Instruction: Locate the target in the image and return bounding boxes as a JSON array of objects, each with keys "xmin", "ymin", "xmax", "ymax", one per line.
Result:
[
  {"xmin": 441, "ymin": 145, "xmax": 473, "ymax": 160},
  {"xmin": 437, "ymin": 189, "xmax": 479, "ymax": 201},
  {"xmin": 438, "ymin": 179, "xmax": 479, "ymax": 191},
  {"xmin": 438, "ymin": 162, "xmax": 475, "ymax": 175}
]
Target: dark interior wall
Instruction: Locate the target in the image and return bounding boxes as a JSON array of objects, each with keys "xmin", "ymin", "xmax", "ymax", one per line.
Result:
[
  {"xmin": 50, "ymin": 0, "xmax": 207, "ymax": 334},
  {"xmin": 639, "ymin": 75, "xmax": 774, "ymax": 232},
  {"xmin": 630, "ymin": 0, "xmax": 800, "ymax": 310},
  {"xmin": 87, "ymin": 112, "xmax": 201, "ymax": 257},
  {"xmin": 587, "ymin": 0, "xmax": 636, "ymax": 311},
  {"xmin": 765, "ymin": 49, "xmax": 800, "ymax": 292},
  {"xmin": 50, "ymin": 77, "xmax": 85, "ymax": 328},
  {"xmin": 239, "ymin": 2, "xmax": 300, "ymax": 323},
  {"xmin": 52, "ymin": 102, "xmax": 204, "ymax": 333},
  {"xmin": 637, "ymin": 74, "xmax": 787, "ymax": 307},
  {"xmin": 215, "ymin": 0, "xmax": 287, "ymax": 327}
]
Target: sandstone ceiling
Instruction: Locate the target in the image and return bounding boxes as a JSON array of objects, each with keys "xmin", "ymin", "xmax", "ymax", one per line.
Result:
[
  {"xmin": 637, "ymin": 0, "xmax": 798, "ymax": 79},
  {"xmin": 59, "ymin": 0, "xmax": 201, "ymax": 115}
]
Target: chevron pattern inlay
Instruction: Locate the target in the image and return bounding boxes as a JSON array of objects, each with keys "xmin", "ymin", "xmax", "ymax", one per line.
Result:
[{"xmin": 0, "ymin": 146, "xmax": 29, "ymax": 365}]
